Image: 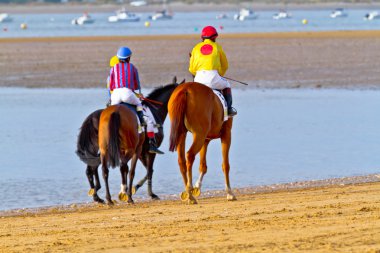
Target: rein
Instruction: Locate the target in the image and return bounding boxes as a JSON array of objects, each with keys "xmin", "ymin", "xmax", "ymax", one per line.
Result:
[{"xmin": 134, "ymin": 92, "xmax": 163, "ymax": 106}]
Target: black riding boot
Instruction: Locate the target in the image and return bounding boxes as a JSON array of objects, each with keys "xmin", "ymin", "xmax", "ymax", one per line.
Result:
[
  {"xmin": 137, "ymin": 111, "xmax": 146, "ymax": 126},
  {"xmin": 149, "ymin": 138, "xmax": 164, "ymax": 155},
  {"xmin": 223, "ymin": 88, "xmax": 237, "ymax": 117}
]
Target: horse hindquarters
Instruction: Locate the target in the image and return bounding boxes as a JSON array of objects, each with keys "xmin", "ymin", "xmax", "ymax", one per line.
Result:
[{"xmin": 168, "ymin": 88, "xmax": 187, "ymax": 152}]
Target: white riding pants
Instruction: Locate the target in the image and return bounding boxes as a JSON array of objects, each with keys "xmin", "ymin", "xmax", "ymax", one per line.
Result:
[
  {"xmin": 111, "ymin": 87, "xmax": 143, "ymax": 111},
  {"xmin": 194, "ymin": 70, "xmax": 230, "ymax": 90}
]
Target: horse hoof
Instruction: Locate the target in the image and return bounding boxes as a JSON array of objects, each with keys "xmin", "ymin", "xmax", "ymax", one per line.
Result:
[
  {"xmin": 131, "ymin": 186, "xmax": 137, "ymax": 195},
  {"xmin": 107, "ymin": 200, "xmax": 114, "ymax": 205},
  {"xmin": 227, "ymin": 194, "xmax": 237, "ymax": 201},
  {"xmin": 93, "ymin": 195, "xmax": 105, "ymax": 204},
  {"xmin": 127, "ymin": 197, "xmax": 134, "ymax": 204},
  {"xmin": 180, "ymin": 191, "xmax": 189, "ymax": 201},
  {"xmin": 88, "ymin": 188, "xmax": 95, "ymax": 196},
  {"xmin": 118, "ymin": 192, "xmax": 129, "ymax": 202},
  {"xmin": 150, "ymin": 194, "xmax": 160, "ymax": 200},
  {"xmin": 188, "ymin": 197, "xmax": 198, "ymax": 205},
  {"xmin": 192, "ymin": 187, "xmax": 201, "ymax": 197}
]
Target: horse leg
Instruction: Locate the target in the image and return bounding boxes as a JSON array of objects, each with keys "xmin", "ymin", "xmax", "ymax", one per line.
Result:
[
  {"xmin": 184, "ymin": 133, "xmax": 206, "ymax": 204},
  {"xmin": 221, "ymin": 130, "xmax": 236, "ymax": 201},
  {"xmin": 177, "ymin": 133, "xmax": 188, "ymax": 189},
  {"xmin": 146, "ymin": 154, "xmax": 160, "ymax": 200},
  {"xmin": 87, "ymin": 166, "xmax": 104, "ymax": 203},
  {"xmin": 118, "ymin": 163, "xmax": 129, "ymax": 202},
  {"xmin": 101, "ymin": 156, "xmax": 113, "ymax": 205},
  {"xmin": 194, "ymin": 139, "xmax": 210, "ymax": 197},
  {"xmin": 133, "ymin": 156, "xmax": 148, "ymax": 194},
  {"xmin": 127, "ymin": 154, "xmax": 139, "ymax": 204}
]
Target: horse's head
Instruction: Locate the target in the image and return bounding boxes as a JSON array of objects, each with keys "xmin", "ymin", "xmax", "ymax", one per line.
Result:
[{"xmin": 143, "ymin": 76, "xmax": 185, "ymax": 122}]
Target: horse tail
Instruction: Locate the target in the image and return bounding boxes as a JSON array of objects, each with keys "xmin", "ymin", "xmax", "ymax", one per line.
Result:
[
  {"xmin": 169, "ymin": 89, "xmax": 187, "ymax": 152},
  {"xmin": 108, "ymin": 111, "xmax": 121, "ymax": 168},
  {"xmin": 76, "ymin": 110, "xmax": 102, "ymax": 167}
]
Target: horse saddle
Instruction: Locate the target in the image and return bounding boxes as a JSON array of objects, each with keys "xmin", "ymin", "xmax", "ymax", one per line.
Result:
[
  {"xmin": 120, "ymin": 102, "xmax": 144, "ymax": 133},
  {"xmin": 212, "ymin": 90, "xmax": 228, "ymax": 121}
]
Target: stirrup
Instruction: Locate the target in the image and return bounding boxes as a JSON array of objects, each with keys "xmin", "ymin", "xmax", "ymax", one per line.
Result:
[{"xmin": 149, "ymin": 146, "xmax": 164, "ymax": 155}]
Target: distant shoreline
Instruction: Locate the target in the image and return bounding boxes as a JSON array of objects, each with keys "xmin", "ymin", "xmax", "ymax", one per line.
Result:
[
  {"xmin": 1, "ymin": 173, "xmax": 379, "ymax": 215},
  {"xmin": 1, "ymin": 2, "xmax": 380, "ymax": 14},
  {"xmin": 1, "ymin": 30, "xmax": 380, "ymax": 89}
]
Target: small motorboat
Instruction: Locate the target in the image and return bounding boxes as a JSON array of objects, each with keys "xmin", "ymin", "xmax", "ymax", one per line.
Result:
[
  {"xmin": 130, "ymin": 0, "xmax": 147, "ymax": 7},
  {"xmin": 108, "ymin": 8, "xmax": 140, "ymax": 22},
  {"xmin": 273, "ymin": 10, "xmax": 292, "ymax": 20},
  {"xmin": 364, "ymin": 11, "xmax": 379, "ymax": 20},
  {"xmin": 71, "ymin": 13, "xmax": 94, "ymax": 25},
  {"xmin": 330, "ymin": 8, "xmax": 348, "ymax": 18},
  {"xmin": 216, "ymin": 13, "xmax": 228, "ymax": 19},
  {"xmin": 149, "ymin": 9, "xmax": 173, "ymax": 21},
  {"xmin": 0, "ymin": 13, "xmax": 12, "ymax": 23},
  {"xmin": 234, "ymin": 8, "xmax": 258, "ymax": 21}
]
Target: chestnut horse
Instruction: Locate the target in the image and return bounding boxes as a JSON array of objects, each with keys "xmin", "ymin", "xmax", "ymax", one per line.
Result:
[
  {"xmin": 168, "ymin": 82, "xmax": 236, "ymax": 204},
  {"xmin": 76, "ymin": 78, "xmax": 182, "ymax": 203},
  {"xmin": 98, "ymin": 104, "xmax": 144, "ymax": 204}
]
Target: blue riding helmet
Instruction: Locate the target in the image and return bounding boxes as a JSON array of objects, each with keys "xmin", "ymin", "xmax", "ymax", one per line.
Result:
[{"xmin": 117, "ymin": 47, "xmax": 132, "ymax": 60}]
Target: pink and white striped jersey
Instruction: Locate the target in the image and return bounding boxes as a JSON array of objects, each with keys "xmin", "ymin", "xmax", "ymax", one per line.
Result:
[{"xmin": 108, "ymin": 62, "xmax": 141, "ymax": 91}]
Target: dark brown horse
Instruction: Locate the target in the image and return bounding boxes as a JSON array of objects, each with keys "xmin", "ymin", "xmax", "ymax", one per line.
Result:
[
  {"xmin": 76, "ymin": 78, "xmax": 181, "ymax": 203},
  {"xmin": 168, "ymin": 82, "xmax": 236, "ymax": 204}
]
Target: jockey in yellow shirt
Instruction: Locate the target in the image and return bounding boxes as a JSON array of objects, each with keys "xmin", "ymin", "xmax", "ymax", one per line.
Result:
[{"xmin": 189, "ymin": 25, "xmax": 237, "ymax": 116}]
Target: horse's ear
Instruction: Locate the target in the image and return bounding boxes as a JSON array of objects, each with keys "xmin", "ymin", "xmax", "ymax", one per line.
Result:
[
  {"xmin": 179, "ymin": 79, "xmax": 185, "ymax": 84},
  {"xmin": 172, "ymin": 76, "xmax": 177, "ymax": 84}
]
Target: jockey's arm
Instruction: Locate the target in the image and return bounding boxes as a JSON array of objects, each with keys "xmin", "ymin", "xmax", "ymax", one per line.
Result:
[{"xmin": 219, "ymin": 47, "xmax": 229, "ymax": 76}]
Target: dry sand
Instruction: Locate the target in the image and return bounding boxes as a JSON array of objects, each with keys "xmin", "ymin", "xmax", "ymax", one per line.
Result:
[
  {"xmin": 1, "ymin": 181, "xmax": 380, "ymax": 252},
  {"xmin": 1, "ymin": 30, "xmax": 380, "ymax": 89}
]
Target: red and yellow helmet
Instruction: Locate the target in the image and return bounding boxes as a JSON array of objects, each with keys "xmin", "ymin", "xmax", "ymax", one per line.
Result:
[{"xmin": 201, "ymin": 26, "xmax": 218, "ymax": 39}]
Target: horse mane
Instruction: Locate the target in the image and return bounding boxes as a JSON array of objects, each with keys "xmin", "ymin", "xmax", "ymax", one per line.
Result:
[{"xmin": 145, "ymin": 83, "xmax": 178, "ymax": 102}]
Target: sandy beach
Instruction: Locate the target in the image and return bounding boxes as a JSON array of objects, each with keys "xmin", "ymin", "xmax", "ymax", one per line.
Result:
[
  {"xmin": 1, "ymin": 180, "xmax": 380, "ymax": 252},
  {"xmin": 1, "ymin": 30, "xmax": 380, "ymax": 89}
]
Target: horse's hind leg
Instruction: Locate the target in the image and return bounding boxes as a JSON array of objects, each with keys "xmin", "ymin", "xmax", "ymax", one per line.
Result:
[
  {"xmin": 101, "ymin": 156, "xmax": 113, "ymax": 205},
  {"xmin": 184, "ymin": 133, "xmax": 207, "ymax": 204},
  {"xmin": 86, "ymin": 166, "xmax": 104, "ymax": 203},
  {"xmin": 127, "ymin": 153, "xmax": 139, "ymax": 204},
  {"xmin": 221, "ymin": 130, "xmax": 236, "ymax": 201},
  {"xmin": 118, "ymin": 163, "xmax": 129, "ymax": 202},
  {"xmin": 194, "ymin": 139, "xmax": 210, "ymax": 196}
]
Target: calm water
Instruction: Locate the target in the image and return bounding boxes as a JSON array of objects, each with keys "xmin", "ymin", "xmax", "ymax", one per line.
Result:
[
  {"xmin": 0, "ymin": 88, "xmax": 379, "ymax": 211},
  {"xmin": 1, "ymin": 9, "xmax": 380, "ymax": 38}
]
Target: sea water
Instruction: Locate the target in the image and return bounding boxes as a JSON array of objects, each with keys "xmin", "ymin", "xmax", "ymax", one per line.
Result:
[
  {"xmin": 0, "ymin": 88, "xmax": 379, "ymax": 211},
  {"xmin": 1, "ymin": 9, "xmax": 380, "ymax": 38}
]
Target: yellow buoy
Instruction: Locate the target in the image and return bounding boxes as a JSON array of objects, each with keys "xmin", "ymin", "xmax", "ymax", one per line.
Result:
[
  {"xmin": 20, "ymin": 23, "xmax": 28, "ymax": 29},
  {"xmin": 302, "ymin": 19, "xmax": 308, "ymax": 25},
  {"xmin": 144, "ymin": 21, "xmax": 150, "ymax": 27}
]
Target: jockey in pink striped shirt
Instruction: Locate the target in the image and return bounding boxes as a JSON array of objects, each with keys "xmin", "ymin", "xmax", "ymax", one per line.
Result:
[{"xmin": 107, "ymin": 46, "xmax": 164, "ymax": 154}]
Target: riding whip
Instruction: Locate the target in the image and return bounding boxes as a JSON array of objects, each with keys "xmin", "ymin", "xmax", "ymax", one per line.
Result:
[{"xmin": 224, "ymin": 76, "xmax": 249, "ymax": 86}]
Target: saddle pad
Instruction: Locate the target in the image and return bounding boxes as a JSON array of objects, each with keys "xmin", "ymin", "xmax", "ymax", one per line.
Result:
[{"xmin": 213, "ymin": 90, "xmax": 228, "ymax": 121}]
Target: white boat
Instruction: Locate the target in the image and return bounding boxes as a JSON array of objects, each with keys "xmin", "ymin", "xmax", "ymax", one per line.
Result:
[
  {"xmin": 273, "ymin": 10, "xmax": 292, "ymax": 20},
  {"xmin": 0, "ymin": 13, "xmax": 12, "ymax": 23},
  {"xmin": 149, "ymin": 10, "xmax": 173, "ymax": 21},
  {"xmin": 130, "ymin": 0, "xmax": 147, "ymax": 7},
  {"xmin": 71, "ymin": 13, "xmax": 94, "ymax": 25},
  {"xmin": 216, "ymin": 13, "xmax": 228, "ymax": 19},
  {"xmin": 330, "ymin": 8, "xmax": 348, "ymax": 18},
  {"xmin": 234, "ymin": 8, "xmax": 258, "ymax": 21},
  {"xmin": 364, "ymin": 11, "xmax": 379, "ymax": 20},
  {"xmin": 108, "ymin": 8, "xmax": 140, "ymax": 22}
]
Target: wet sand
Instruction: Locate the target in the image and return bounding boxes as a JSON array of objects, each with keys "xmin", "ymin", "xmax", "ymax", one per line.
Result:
[
  {"xmin": 1, "ymin": 30, "xmax": 380, "ymax": 89},
  {"xmin": 1, "ymin": 179, "xmax": 380, "ymax": 252}
]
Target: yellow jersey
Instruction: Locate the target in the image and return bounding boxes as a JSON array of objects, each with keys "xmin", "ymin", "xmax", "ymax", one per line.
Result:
[{"xmin": 189, "ymin": 39, "xmax": 228, "ymax": 76}]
